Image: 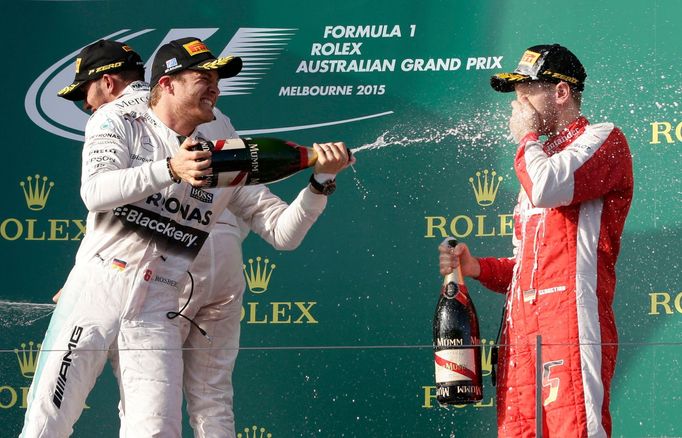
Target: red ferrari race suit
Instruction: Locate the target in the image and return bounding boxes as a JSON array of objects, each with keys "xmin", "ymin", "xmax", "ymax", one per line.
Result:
[{"xmin": 475, "ymin": 116, "xmax": 633, "ymax": 437}]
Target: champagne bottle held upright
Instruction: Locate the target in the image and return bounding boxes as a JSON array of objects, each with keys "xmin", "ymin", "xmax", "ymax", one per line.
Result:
[
  {"xmin": 433, "ymin": 238, "xmax": 483, "ymax": 404},
  {"xmin": 191, "ymin": 137, "xmax": 350, "ymax": 187}
]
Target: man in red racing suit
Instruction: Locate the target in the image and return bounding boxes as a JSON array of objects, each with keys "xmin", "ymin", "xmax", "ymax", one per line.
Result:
[{"xmin": 439, "ymin": 44, "xmax": 633, "ymax": 437}]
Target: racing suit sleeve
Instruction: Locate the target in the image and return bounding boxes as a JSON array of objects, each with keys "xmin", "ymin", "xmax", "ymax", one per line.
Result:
[
  {"xmin": 80, "ymin": 112, "xmax": 173, "ymax": 212},
  {"xmin": 476, "ymin": 257, "xmax": 515, "ymax": 293},
  {"xmin": 228, "ymin": 185, "xmax": 327, "ymax": 250},
  {"xmin": 475, "ymin": 211, "xmax": 520, "ymax": 293},
  {"xmin": 514, "ymin": 124, "xmax": 632, "ymax": 208}
]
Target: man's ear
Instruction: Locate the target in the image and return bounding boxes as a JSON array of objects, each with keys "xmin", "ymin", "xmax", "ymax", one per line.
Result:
[
  {"xmin": 101, "ymin": 74, "xmax": 116, "ymax": 94},
  {"xmin": 555, "ymin": 82, "xmax": 571, "ymax": 105},
  {"xmin": 157, "ymin": 76, "xmax": 174, "ymax": 94}
]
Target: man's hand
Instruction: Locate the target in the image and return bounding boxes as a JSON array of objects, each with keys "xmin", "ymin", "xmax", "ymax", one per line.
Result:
[
  {"xmin": 169, "ymin": 138, "xmax": 213, "ymax": 187},
  {"xmin": 312, "ymin": 142, "xmax": 351, "ymax": 175},
  {"xmin": 438, "ymin": 239, "xmax": 481, "ymax": 278},
  {"xmin": 509, "ymin": 96, "xmax": 541, "ymax": 142}
]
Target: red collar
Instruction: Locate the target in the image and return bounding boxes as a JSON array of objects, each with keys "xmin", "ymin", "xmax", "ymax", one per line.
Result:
[{"xmin": 543, "ymin": 116, "xmax": 589, "ymax": 155}]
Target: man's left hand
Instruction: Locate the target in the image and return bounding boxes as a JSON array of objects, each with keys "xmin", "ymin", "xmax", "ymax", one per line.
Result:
[
  {"xmin": 312, "ymin": 142, "xmax": 351, "ymax": 175},
  {"xmin": 509, "ymin": 97, "xmax": 541, "ymax": 142}
]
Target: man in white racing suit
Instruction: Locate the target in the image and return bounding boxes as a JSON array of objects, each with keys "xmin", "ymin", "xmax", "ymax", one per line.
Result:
[
  {"xmin": 22, "ymin": 37, "xmax": 349, "ymax": 437},
  {"xmin": 52, "ymin": 39, "xmax": 315, "ymax": 437}
]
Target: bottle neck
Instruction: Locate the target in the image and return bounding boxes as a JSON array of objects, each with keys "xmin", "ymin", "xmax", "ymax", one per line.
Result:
[{"xmin": 443, "ymin": 264, "xmax": 466, "ymax": 287}]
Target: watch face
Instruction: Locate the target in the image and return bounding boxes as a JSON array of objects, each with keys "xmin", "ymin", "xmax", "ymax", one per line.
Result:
[
  {"xmin": 321, "ymin": 180, "xmax": 336, "ymax": 195},
  {"xmin": 310, "ymin": 174, "xmax": 336, "ymax": 195}
]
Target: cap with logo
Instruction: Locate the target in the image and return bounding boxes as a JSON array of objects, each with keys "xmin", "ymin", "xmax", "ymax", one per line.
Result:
[
  {"xmin": 57, "ymin": 39, "xmax": 145, "ymax": 101},
  {"xmin": 150, "ymin": 37, "xmax": 243, "ymax": 87},
  {"xmin": 490, "ymin": 44, "xmax": 586, "ymax": 93}
]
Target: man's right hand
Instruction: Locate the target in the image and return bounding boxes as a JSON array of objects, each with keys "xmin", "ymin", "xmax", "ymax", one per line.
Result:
[
  {"xmin": 509, "ymin": 96, "xmax": 541, "ymax": 143},
  {"xmin": 169, "ymin": 138, "xmax": 213, "ymax": 186},
  {"xmin": 438, "ymin": 239, "xmax": 481, "ymax": 278}
]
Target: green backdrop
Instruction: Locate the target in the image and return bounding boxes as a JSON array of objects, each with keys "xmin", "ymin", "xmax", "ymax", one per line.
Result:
[{"xmin": 0, "ymin": 0, "xmax": 680, "ymax": 436}]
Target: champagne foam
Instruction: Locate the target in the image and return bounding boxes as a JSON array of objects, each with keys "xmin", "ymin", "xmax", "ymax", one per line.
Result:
[
  {"xmin": 350, "ymin": 102, "xmax": 511, "ymax": 155},
  {"xmin": 0, "ymin": 300, "xmax": 55, "ymax": 328}
]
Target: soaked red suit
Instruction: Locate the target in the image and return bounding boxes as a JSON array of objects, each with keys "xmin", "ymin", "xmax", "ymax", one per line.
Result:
[{"xmin": 476, "ymin": 117, "xmax": 633, "ymax": 437}]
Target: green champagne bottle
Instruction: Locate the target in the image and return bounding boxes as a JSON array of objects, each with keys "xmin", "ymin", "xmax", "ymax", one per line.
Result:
[{"xmin": 192, "ymin": 137, "xmax": 346, "ymax": 187}]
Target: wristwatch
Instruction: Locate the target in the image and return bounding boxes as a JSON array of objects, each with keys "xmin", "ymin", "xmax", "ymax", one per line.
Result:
[{"xmin": 309, "ymin": 174, "xmax": 336, "ymax": 196}]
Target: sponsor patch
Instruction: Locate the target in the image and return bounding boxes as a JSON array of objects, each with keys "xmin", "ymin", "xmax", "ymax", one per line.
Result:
[
  {"xmin": 113, "ymin": 203, "xmax": 208, "ymax": 249},
  {"xmin": 52, "ymin": 325, "xmax": 83, "ymax": 409},
  {"xmin": 88, "ymin": 61, "xmax": 124, "ymax": 76},
  {"xmin": 100, "ymin": 118, "xmax": 114, "ymax": 130},
  {"xmin": 154, "ymin": 275, "xmax": 178, "ymax": 288},
  {"xmin": 523, "ymin": 289, "xmax": 537, "ymax": 303},
  {"xmin": 494, "ymin": 72, "xmax": 528, "ymax": 82},
  {"xmin": 75, "ymin": 57, "xmax": 82, "ymax": 73},
  {"xmin": 141, "ymin": 135, "xmax": 155, "ymax": 152},
  {"xmin": 142, "ymin": 112, "xmax": 158, "ymax": 127},
  {"xmin": 129, "ymin": 82, "xmax": 149, "ymax": 91},
  {"xmin": 122, "ymin": 45, "xmax": 133, "ymax": 52},
  {"xmin": 538, "ymin": 285, "xmax": 567, "ymax": 295},
  {"xmin": 542, "ymin": 70, "xmax": 579, "ymax": 85},
  {"xmin": 519, "ymin": 50, "xmax": 541, "ymax": 66},
  {"xmin": 130, "ymin": 153, "xmax": 153, "ymax": 163},
  {"xmin": 190, "ymin": 187, "xmax": 214, "ymax": 203},
  {"xmin": 165, "ymin": 57, "xmax": 178, "ymax": 70},
  {"xmin": 183, "ymin": 40, "xmax": 210, "ymax": 56}
]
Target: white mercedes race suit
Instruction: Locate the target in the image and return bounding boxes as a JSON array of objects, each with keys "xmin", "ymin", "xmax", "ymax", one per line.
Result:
[
  {"xmin": 21, "ymin": 98, "xmax": 326, "ymax": 437},
  {"xmin": 96, "ymin": 82, "xmax": 309, "ymax": 438}
]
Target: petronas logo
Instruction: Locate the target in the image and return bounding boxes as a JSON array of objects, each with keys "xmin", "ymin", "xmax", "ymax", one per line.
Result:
[
  {"xmin": 20, "ymin": 174, "xmax": 54, "ymax": 211},
  {"xmin": 469, "ymin": 170, "xmax": 503, "ymax": 207},
  {"xmin": 243, "ymin": 256, "xmax": 276, "ymax": 294}
]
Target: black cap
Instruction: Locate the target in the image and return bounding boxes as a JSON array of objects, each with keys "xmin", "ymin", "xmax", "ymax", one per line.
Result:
[
  {"xmin": 150, "ymin": 37, "xmax": 242, "ymax": 87},
  {"xmin": 57, "ymin": 40, "xmax": 145, "ymax": 101},
  {"xmin": 490, "ymin": 44, "xmax": 586, "ymax": 93}
]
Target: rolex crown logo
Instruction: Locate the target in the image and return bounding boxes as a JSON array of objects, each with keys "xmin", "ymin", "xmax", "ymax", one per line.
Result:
[
  {"xmin": 480, "ymin": 338, "xmax": 495, "ymax": 377},
  {"xmin": 243, "ymin": 256, "xmax": 276, "ymax": 294},
  {"xmin": 469, "ymin": 169, "xmax": 503, "ymax": 207},
  {"xmin": 237, "ymin": 425, "xmax": 272, "ymax": 438},
  {"xmin": 14, "ymin": 341, "xmax": 42, "ymax": 378},
  {"xmin": 20, "ymin": 174, "xmax": 55, "ymax": 211}
]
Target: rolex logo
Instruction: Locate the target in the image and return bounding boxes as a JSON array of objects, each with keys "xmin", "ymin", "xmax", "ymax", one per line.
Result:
[
  {"xmin": 469, "ymin": 170, "xmax": 502, "ymax": 207},
  {"xmin": 480, "ymin": 338, "xmax": 495, "ymax": 377},
  {"xmin": 20, "ymin": 174, "xmax": 55, "ymax": 211},
  {"xmin": 14, "ymin": 341, "xmax": 41, "ymax": 378},
  {"xmin": 237, "ymin": 425, "xmax": 272, "ymax": 438},
  {"xmin": 243, "ymin": 257, "xmax": 276, "ymax": 294}
]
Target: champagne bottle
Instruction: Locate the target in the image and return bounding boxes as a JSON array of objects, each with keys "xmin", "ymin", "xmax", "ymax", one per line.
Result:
[
  {"xmin": 191, "ymin": 137, "xmax": 349, "ymax": 188},
  {"xmin": 433, "ymin": 238, "xmax": 483, "ymax": 405}
]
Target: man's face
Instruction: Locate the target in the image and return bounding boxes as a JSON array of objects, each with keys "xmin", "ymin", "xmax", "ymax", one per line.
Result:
[
  {"xmin": 513, "ymin": 81, "xmax": 558, "ymax": 135},
  {"xmin": 82, "ymin": 78, "xmax": 108, "ymax": 112},
  {"xmin": 171, "ymin": 70, "xmax": 219, "ymax": 125}
]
